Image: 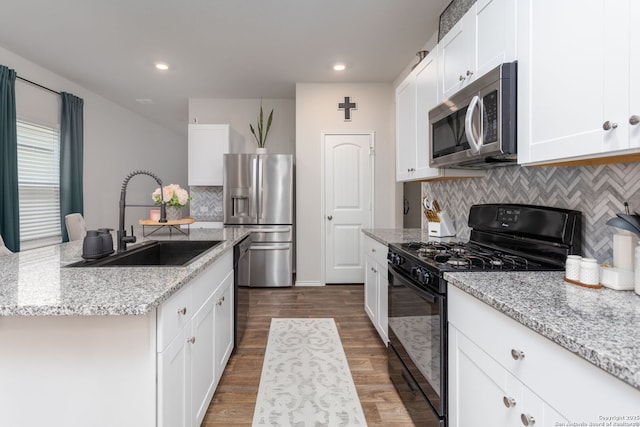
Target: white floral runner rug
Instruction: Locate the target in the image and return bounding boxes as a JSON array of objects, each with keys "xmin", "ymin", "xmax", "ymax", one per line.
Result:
[{"xmin": 252, "ymin": 318, "xmax": 368, "ymax": 427}]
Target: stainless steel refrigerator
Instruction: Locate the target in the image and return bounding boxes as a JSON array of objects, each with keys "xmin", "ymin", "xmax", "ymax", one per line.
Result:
[{"xmin": 223, "ymin": 154, "xmax": 293, "ymax": 287}]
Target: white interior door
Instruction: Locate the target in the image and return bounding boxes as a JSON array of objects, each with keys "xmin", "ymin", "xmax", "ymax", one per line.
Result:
[{"xmin": 323, "ymin": 132, "xmax": 373, "ymax": 284}]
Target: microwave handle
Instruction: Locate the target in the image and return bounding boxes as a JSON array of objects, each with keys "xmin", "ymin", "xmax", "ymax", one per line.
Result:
[{"xmin": 465, "ymin": 95, "xmax": 482, "ymax": 154}]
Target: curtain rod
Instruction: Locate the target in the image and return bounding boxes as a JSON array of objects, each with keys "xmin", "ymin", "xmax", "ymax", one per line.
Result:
[{"xmin": 16, "ymin": 75, "xmax": 60, "ymax": 95}]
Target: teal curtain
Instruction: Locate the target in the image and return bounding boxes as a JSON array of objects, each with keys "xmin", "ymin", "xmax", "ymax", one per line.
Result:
[
  {"xmin": 59, "ymin": 92, "xmax": 84, "ymax": 242},
  {"xmin": 0, "ymin": 65, "xmax": 19, "ymax": 252}
]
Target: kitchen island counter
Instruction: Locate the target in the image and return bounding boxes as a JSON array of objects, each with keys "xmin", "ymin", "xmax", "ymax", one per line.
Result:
[
  {"xmin": 0, "ymin": 227, "xmax": 250, "ymax": 316},
  {"xmin": 446, "ymin": 270, "xmax": 640, "ymax": 391}
]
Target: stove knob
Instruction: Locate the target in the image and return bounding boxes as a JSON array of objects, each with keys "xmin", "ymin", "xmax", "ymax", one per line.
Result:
[
  {"xmin": 393, "ymin": 254, "xmax": 405, "ymax": 266},
  {"xmin": 421, "ymin": 269, "xmax": 432, "ymax": 286},
  {"xmin": 411, "ymin": 267, "xmax": 421, "ymax": 281}
]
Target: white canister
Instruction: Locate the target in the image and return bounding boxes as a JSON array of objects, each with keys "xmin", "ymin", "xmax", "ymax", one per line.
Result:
[
  {"xmin": 613, "ymin": 232, "xmax": 638, "ymax": 270},
  {"xmin": 565, "ymin": 255, "xmax": 582, "ymax": 281},
  {"xmin": 635, "ymin": 243, "xmax": 640, "ymax": 296},
  {"xmin": 580, "ymin": 258, "xmax": 600, "ymax": 285}
]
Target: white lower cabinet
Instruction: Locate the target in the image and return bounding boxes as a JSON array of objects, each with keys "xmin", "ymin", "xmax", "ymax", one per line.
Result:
[
  {"xmin": 449, "ymin": 325, "xmax": 568, "ymax": 427},
  {"xmin": 449, "ymin": 285, "xmax": 640, "ymax": 425},
  {"xmin": 363, "ymin": 235, "xmax": 388, "ymax": 344},
  {"xmin": 158, "ymin": 251, "xmax": 234, "ymax": 427}
]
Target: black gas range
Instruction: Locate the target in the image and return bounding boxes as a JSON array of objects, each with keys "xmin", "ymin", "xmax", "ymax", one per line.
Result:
[{"xmin": 387, "ymin": 204, "xmax": 582, "ymax": 426}]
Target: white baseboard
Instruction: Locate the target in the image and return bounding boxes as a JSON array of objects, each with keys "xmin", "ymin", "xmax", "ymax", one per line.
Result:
[{"xmin": 295, "ymin": 280, "xmax": 324, "ymax": 287}]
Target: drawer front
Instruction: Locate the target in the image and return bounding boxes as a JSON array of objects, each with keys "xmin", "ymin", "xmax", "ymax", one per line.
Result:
[
  {"xmin": 191, "ymin": 251, "xmax": 233, "ymax": 312},
  {"xmin": 157, "ymin": 285, "xmax": 192, "ymax": 352},
  {"xmin": 448, "ymin": 285, "xmax": 640, "ymax": 419},
  {"xmin": 363, "ymin": 236, "xmax": 388, "ymax": 266}
]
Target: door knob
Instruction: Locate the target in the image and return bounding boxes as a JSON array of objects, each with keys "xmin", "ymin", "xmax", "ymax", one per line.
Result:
[
  {"xmin": 630, "ymin": 115, "xmax": 640, "ymax": 126},
  {"xmin": 327, "ymin": 215, "xmax": 333, "ymax": 221},
  {"xmin": 603, "ymin": 120, "xmax": 618, "ymax": 130}
]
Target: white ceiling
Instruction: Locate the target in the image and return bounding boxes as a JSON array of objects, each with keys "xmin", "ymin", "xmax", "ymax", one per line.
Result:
[{"xmin": 0, "ymin": 0, "xmax": 449, "ymax": 134}]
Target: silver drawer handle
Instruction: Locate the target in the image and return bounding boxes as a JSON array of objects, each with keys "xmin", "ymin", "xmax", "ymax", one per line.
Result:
[
  {"xmin": 503, "ymin": 396, "xmax": 517, "ymax": 408},
  {"xmin": 511, "ymin": 349, "xmax": 525, "ymax": 360},
  {"xmin": 187, "ymin": 336, "xmax": 196, "ymax": 344},
  {"xmin": 521, "ymin": 413, "xmax": 535, "ymax": 426},
  {"xmin": 603, "ymin": 120, "xmax": 618, "ymax": 130},
  {"xmin": 177, "ymin": 307, "xmax": 187, "ymax": 316}
]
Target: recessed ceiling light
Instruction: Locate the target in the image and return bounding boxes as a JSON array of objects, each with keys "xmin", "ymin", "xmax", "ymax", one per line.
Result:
[
  {"xmin": 333, "ymin": 64, "xmax": 346, "ymax": 71},
  {"xmin": 155, "ymin": 62, "xmax": 169, "ymax": 71}
]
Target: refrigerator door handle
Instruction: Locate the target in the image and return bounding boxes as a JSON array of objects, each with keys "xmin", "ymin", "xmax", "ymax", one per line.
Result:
[
  {"xmin": 250, "ymin": 156, "xmax": 259, "ymax": 221},
  {"xmin": 249, "ymin": 227, "xmax": 290, "ymax": 233},
  {"xmin": 257, "ymin": 156, "xmax": 264, "ymax": 221}
]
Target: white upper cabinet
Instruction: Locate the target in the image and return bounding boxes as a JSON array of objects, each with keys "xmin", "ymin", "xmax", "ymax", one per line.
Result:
[
  {"xmin": 438, "ymin": 7, "xmax": 477, "ymax": 100},
  {"xmin": 396, "ymin": 50, "xmax": 483, "ymax": 182},
  {"xmin": 396, "ymin": 74, "xmax": 417, "ymax": 181},
  {"xmin": 188, "ymin": 124, "xmax": 230, "ymax": 186},
  {"xmin": 438, "ymin": 0, "xmax": 517, "ymax": 101},
  {"xmin": 517, "ymin": 0, "xmax": 638, "ymax": 165}
]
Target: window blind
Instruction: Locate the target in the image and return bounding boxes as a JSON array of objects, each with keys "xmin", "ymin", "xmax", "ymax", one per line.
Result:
[{"xmin": 17, "ymin": 120, "xmax": 62, "ymax": 250}]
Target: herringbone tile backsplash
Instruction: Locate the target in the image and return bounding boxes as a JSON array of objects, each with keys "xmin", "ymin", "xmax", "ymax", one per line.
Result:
[
  {"xmin": 189, "ymin": 186, "xmax": 223, "ymax": 221},
  {"xmin": 421, "ymin": 162, "xmax": 640, "ymax": 263}
]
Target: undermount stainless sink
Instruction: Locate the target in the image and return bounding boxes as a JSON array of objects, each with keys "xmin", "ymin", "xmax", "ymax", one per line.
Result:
[{"xmin": 66, "ymin": 240, "xmax": 223, "ymax": 267}]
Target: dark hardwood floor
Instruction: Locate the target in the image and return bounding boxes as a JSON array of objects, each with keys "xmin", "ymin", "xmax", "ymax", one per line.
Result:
[{"xmin": 202, "ymin": 284, "xmax": 415, "ymax": 426}]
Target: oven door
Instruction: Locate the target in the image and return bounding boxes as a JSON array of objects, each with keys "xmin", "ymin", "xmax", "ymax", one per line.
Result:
[{"xmin": 388, "ymin": 264, "xmax": 447, "ymax": 421}]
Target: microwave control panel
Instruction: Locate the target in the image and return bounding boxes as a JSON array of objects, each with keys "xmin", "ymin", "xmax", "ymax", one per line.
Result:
[{"xmin": 483, "ymin": 90, "xmax": 498, "ymax": 143}]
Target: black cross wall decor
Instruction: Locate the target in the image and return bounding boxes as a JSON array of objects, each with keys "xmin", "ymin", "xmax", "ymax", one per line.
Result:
[{"xmin": 338, "ymin": 96, "xmax": 357, "ymax": 121}]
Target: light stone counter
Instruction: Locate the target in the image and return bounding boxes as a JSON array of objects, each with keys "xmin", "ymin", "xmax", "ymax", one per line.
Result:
[
  {"xmin": 445, "ymin": 271, "xmax": 640, "ymax": 390},
  {"xmin": 0, "ymin": 227, "xmax": 250, "ymax": 316}
]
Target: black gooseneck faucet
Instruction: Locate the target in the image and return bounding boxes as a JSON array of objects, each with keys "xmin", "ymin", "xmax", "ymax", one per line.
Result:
[{"xmin": 117, "ymin": 170, "xmax": 167, "ymax": 253}]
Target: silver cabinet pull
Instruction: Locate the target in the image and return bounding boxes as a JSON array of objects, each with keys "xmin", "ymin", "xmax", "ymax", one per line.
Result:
[
  {"xmin": 466, "ymin": 70, "xmax": 474, "ymax": 77},
  {"xmin": 217, "ymin": 296, "xmax": 225, "ymax": 306},
  {"xmin": 511, "ymin": 349, "xmax": 525, "ymax": 360},
  {"xmin": 371, "ymin": 248, "xmax": 376, "ymax": 253},
  {"xmin": 407, "ymin": 167, "xmax": 415, "ymax": 172},
  {"xmin": 603, "ymin": 121, "xmax": 618, "ymax": 130},
  {"xmin": 630, "ymin": 115, "xmax": 640, "ymax": 126},
  {"xmin": 521, "ymin": 413, "xmax": 535, "ymax": 426},
  {"xmin": 177, "ymin": 307, "xmax": 187, "ymax": 316},
  {"xmin": 503, "ymin": 396, "xmax": 517, "ymax": 408},
  {"xmin": 459, "ymin": 75, "xmax": 466, "ymax": 81},
  {"xmin": 187, "ymin": 336, "xmax": 196, "ymax": 344},
  {"xmin": 371, "ymin": 267, "xmax": 377, "ymax": 273},
  {"xmin": 327, "ymin": 215, "xmax": 333, "ymax": 221}
]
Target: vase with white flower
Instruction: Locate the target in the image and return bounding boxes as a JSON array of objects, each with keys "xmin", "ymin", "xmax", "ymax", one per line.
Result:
[{"xmin": 152, "ymin": 184, "xmax": 191, "ymax": 220}]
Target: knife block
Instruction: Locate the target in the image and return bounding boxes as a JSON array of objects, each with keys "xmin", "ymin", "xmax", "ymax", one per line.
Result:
[{"xmin": 427, "ymin": 211, "xmax": 456, "ymax": 237}]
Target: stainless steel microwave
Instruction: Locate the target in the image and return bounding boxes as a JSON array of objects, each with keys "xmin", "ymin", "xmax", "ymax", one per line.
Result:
[{"xmin": 429, "ymin": 62, "xmax": 517, "ymax": 168}]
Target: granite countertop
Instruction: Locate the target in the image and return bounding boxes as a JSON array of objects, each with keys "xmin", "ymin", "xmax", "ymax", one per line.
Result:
[
  {"xmin": 362, "ymin": 228, "xmax": 432, "ymax": 245},
  {"xmin": 445, "ymin": 271, "xmax": 640, "ymax": 390},
  {"xmin": 0, "ymin": 227, "xmax": 250, "ymax": 316},
  {"xmin": 362, "ymin": 228, "xmax": 640, "ymax": 390}
]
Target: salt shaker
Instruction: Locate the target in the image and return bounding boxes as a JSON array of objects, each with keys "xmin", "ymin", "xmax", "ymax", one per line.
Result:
[
  {"xmin": 565, "ymin": 255, "xmax": 582, "ymax": 281},
  {"xmin": 579, "ymin": 258, "xmax": 599, "ymax": 285}
]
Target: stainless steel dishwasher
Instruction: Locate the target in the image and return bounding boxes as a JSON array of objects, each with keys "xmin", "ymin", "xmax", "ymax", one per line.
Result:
[{"xmin": 233, "ymin": 235, "xmax": 250, "ymax": 350}]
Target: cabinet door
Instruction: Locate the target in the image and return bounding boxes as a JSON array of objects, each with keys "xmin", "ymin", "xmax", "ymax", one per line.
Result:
[
  {"xmin": 509, "ymin": 374, "xmax": 569, "ymax": 427},
  {"xmin": 517, "ymin": 0, "xmax": 630, "ymax": 164},
  {"xmin": 375, "ymin": 263, "xmax": 388, "ymax": 344},
  {"xmin": 364, "ymin": 254, "xmax": 377, "ymax": 324},
  {"xmin": 439, "ymin": 6, "xmax": 477, "ymax": 100},
  {"xmin": 188, "ymin": 124, "xmax": 230, "ymax": 186},
  {"xmin": 214, "ymin": 271, "xmax": 234, "ymax": 385},
  {"xmin": 158, "ymin": 327, "xmax": 190, "ymax": 427},
  {"xmin": 476, "ymin": 0, "xmax": 517, "ymax": 77},
  {"xmin": 190, "ymin": 296, "xmax": 216, "ymax": 427},
  {"xmin": 415, "ymin": 52, "xmax": 441, "ymax": 179},
  {"xmin": 396, "ymin": 77, "xmax": 417, "ymax": 181},
  {"xmin": 449, "ymin": 326, "xmax": 518, "ymax": 427}
]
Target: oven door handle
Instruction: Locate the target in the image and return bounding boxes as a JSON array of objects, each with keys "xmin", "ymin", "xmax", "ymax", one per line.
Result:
[{"xmin": 389, "ymin": 265, "xmax": 437, "ymax": 303}]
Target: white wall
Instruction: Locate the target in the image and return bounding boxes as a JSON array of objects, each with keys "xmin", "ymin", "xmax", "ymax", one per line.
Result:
[
  {"xmin": 188, "ymin": 98, "xmax": 295, "ymax": 154},
  {"xmin": 0, "ymin": 45, "xmax": 186, "ymax": 233},
  {"xmin": 295, "ymin": 83, "xmax": 397, "ymax": 285}
]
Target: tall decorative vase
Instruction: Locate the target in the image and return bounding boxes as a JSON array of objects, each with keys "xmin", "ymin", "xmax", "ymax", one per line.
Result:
[
  {"xmin": 166, "ymin": 206, "xmax": 183, "ymax": 221},
  {"xmin": 256, "ymin": 147, "xmax": 267, "ymax": 154}
]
